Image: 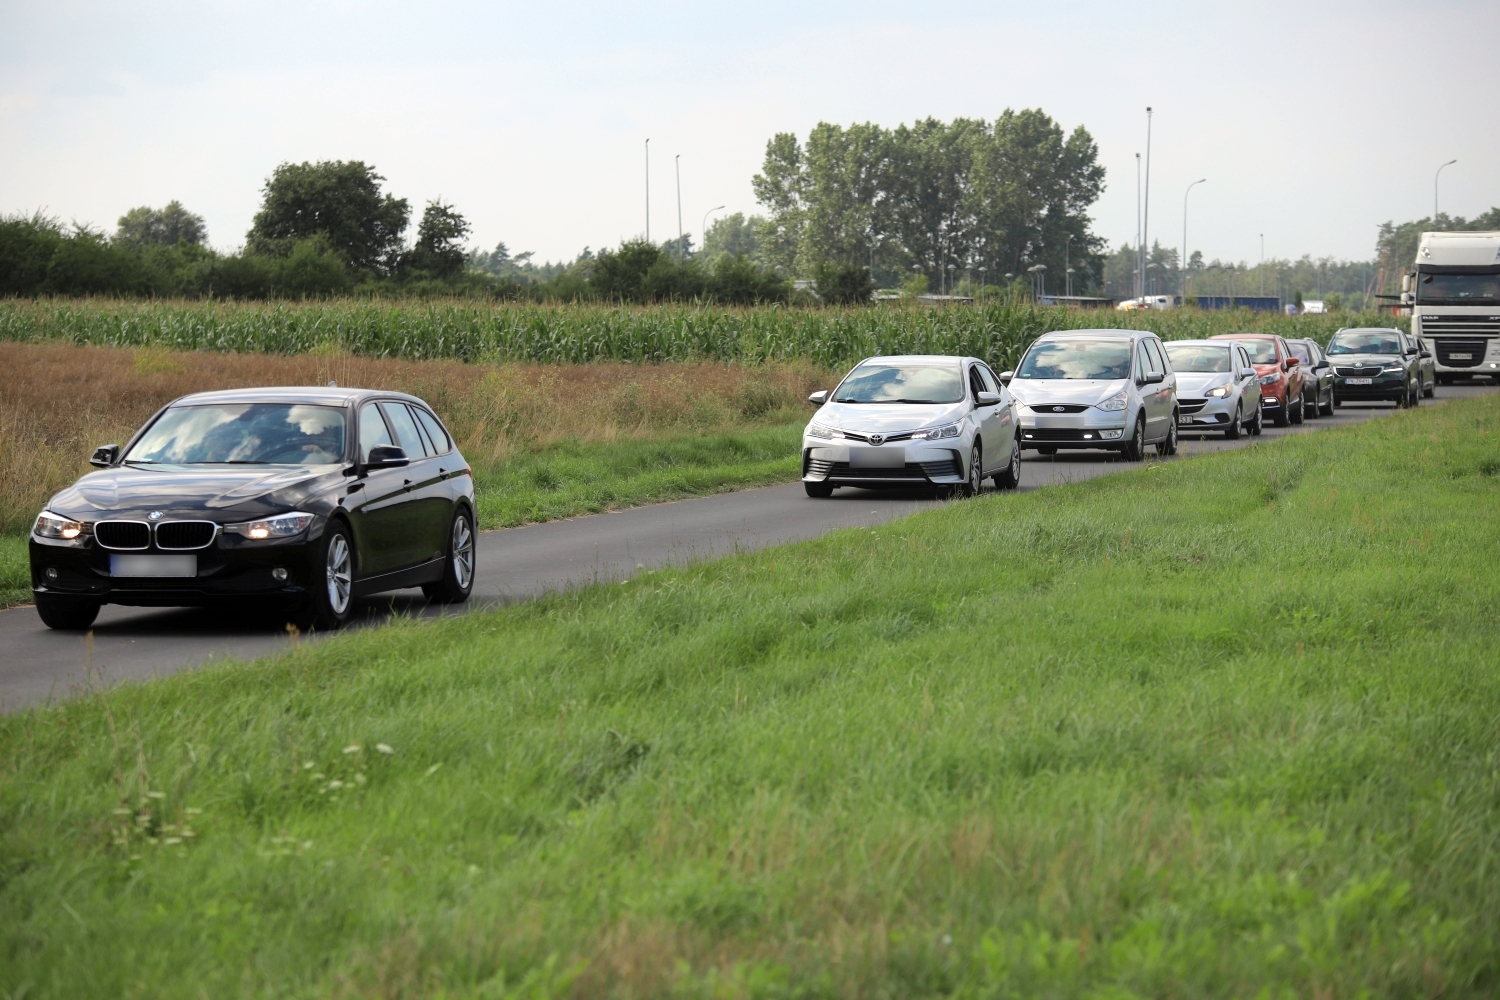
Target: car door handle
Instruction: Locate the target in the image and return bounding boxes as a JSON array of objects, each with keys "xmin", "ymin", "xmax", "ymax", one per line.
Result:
[
  {"xmin": 438, "ymin": 468, "xmax": 448, "ymax": 480},
  {"xmin": 403, "ymin": 479, "xmax": 413, "ymax": 491}
]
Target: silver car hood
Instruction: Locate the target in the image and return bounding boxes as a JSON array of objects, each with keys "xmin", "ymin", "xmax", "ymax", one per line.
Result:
[
  {"xmin": 1007, "ymin": 379, "xmax": 1129, "ymax": 406},
  {"xmin": 813, "ymin": 400, "xmax": 968, "ymax": 433},
  {"xmin": 1175, "ymin": 372, "xmax": 1232, "ymax": 394}
]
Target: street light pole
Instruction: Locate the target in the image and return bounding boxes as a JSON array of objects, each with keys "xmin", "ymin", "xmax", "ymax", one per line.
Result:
[
  {"xmin": 1135, "ymin": 153, "xmax": 1142, "ymax": 299},
  {"xmin": 1182, "ymin": 178, "xmax": 1205, "ymax": 298},
  {"xmin": 674, "ymin": 154, "xmax": 683, "ymax": 260},
  {"xmin": 644, "ymin": 139, "xmax": 650, "ymax": 242},
  {"xmin": 1435, "ymin": 159, "xmax": 1457, "ymax": 221},
  {"xmin": 1142, "ymin": 107, "xmax": 1154, "ymax": 300},
  {"xmin": 702, "ymin": 205, "xmax": 725, "ymax": 256},
  {"xmin": 1259, "ymin": 234, "xmax": 1264, "ymax": 296}
]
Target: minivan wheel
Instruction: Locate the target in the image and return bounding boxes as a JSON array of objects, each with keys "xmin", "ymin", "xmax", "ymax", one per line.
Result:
[
  {"xmin": 423, "ymin": 506, "xmax": 476, "ymax": 604},
  {"xmin": 296, "ymin": 520, "xmax": 354, "ymax": 631},
  {"xmin": 1122, "ymin": 416, "xmax": 1146, "ymax": 461},
  {"xmin": 1225, "ymin": 404, "xmax": 1242, "ymax": 440},
  {"xmin": 959, "ymin": 442, "xmax": 982, "ymax": 497},
  {"xmin": 1156, "ymin": 416, "xmax": 1178, "ymax": 456},
  {"xmin": 804, "ymin": 481, "xmax": 834, "ymax": 498},
  {"xmin": 993, "ymin": 435, "xmax": 1021, "ymax": 490},
  {"xmin": 35, "ymin": 593, "xmax": 102, "ymax": 631}
]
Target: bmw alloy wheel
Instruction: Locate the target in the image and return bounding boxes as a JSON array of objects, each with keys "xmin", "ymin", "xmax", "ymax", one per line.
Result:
[
  {"xmin": 451, "ymin": 512, "xmax": 474, "ymax": 590},
  {"xmin": 325, "ymin": 532, "xmax": 352, "ymax": 615}
]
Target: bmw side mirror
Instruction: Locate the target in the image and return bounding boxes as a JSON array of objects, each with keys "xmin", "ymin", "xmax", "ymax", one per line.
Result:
[
  {"xmin": 365, "ymin": 445, "xmax": 409, "ymax": 469},
  {"xmin": 1144, "ymin": 371, "xmax": 1165, "ymax": 385},
  {"xmin": 90, "ymin": 444, "xmax": 120, "ymax": 467},
  {"xmin": 807, "ymin": 390, "xmax": 828, "ymax": 406},
  {"xmin": 976, "ymin": 391, "xmax": 1001, "ymax": 407},
  {"xmin": 998, "ymin": 371, "xmax": 1014, "ymax": 385}
]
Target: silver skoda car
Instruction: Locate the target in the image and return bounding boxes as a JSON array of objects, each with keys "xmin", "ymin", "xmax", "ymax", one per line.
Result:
[
  {"xmin": 801, "ymin": 355, "xmax": 1022, "ymax": 498},
  {"xmin": 1002, "ymin": 329, "xmax": 1178, "ymax": 459},
  {"xmin": 1163, "ymin": 339, "xmax": 1265, "ymax": 439}
]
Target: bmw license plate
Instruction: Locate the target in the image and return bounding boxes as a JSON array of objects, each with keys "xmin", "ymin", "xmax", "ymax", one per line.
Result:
[
  {"xmin": 110, "ymin": 554, "xmax": 196, "ymax": 577},
  {"xmin": 1344, "ymin": 377, "xmax": 1373, "ymax": 385}
]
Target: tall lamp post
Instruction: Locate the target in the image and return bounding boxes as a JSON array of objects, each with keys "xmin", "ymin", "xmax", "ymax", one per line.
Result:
[
  {"xmin": 1142, "ymin": 107, "xmax": 1154, "ymax": 301},
  {"xmin": 1435, "ymin": 159, "xmax": 1457, "ymax": 220},
  {"xmin": 644, "ymin": 139, "xmax": 650, "ymax": 241},
  {"xmin": 674, "ymin": 154, "xmax": 684, "ymax": 259},
  {"xmin": 702, "ymin": 205, "xmax": 725, "ymax": 256},
  {"xmin": 1182, "ymin": 178, "xmax": 1205, "ymax": 298}
]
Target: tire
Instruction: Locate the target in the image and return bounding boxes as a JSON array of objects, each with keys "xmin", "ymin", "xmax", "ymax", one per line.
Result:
[
  {"xmin": 1249, "ymin": 405, "xmax": 1264, "ymax": 436},
  {"xmin": 993, "ymin": 435, "xmax": 1021, "ymax": 490},
  {"xmin": 422, "ymin": 506, "xmax": 476, "ymax": 604},
  {"xmin": 297, "ymin": 519, "xmax": 355, "ymax": 631},
  {"xmin": 1156, "ymin": 415, "xmax": 1178, "ymax": 456},
  {"xmin": 1318, "ymin": 386, "xmax": 1334, "ymax": 417},
  {"xmin": 1225, "ymin": 403, "xmax": 1242, "ymax": 440},
  {"xmin": 1333, "ymin": 395, "xmax": 1342, "ymax": 409},
  {"xmin": 804, "ymin": 481, "xmax": 834, "ymax": 498},
  {"xmin": 1036, "ymin": 446, "xmax": 1057, "ymax": 456},
  {"xmin": 1273, "ymin": 399, "xmax": 1290, "ymax": 427},
  {"xmin": 959, "ymin": 441, "xmax": 982, "ymax": 498},
  {"xmin": 1423, "ymin": 377, "xmax": 1435, "ymax": 398},
  {"xmin": 1304, "ymin": 391, "xmax": 1319, "ymax": 420},
  {"xmin": 1410, "ymin": 382, "xmax": 1420, "ymax": 408},
  {"xmin": 1438, "ymin": 374, "xmax": 1452, "ymax": 386},
  {"xmin": 1122, "ymin": 416, "xmax": 1146, "ymax": 461},
  {"xmin": 35, "ymin": 593, "xmax": 101, "ymax": 631}
]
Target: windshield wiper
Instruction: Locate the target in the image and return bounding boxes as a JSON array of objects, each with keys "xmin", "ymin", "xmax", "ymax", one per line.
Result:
[
  {"xmin": 833, "ymin": 397, "xmax": 864, "ymax": 403},
  {"xmin": 889, "ymin": 398, "xmax": 945, "ymax": 404},
  {"xmin": 221, "ymin": 460, "xmax": 272, "ymax": 465}
]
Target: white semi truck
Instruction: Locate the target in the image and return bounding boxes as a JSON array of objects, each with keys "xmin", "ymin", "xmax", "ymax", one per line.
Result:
[{"xmin": 1404, "ymin": 231, "xmax": 1500, "ymax": 383}]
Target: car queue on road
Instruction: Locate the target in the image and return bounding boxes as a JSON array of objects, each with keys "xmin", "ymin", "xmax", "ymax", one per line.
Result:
[{"xmin": 798, "ymin": 325, "xmax": 1452, "ymax": 499}]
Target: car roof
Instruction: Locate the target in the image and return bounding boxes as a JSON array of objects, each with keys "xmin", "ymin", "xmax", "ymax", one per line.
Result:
[
  {"xmin": 167, "ymin": 386, "xmax": 430, "ymax": 408},
  {"xmin": 1035, "ymin": 329, "xmax": 1149, "ymax": 341},
  {"xmin": 1336, "ymin": 327, "xmax": 1403, "ymax": 334},
  {"xmin": 1163, "ymin": 338, "xmax": 1236, "ymax": 347},
  {"xmin": 859, "ymin": 355, "xmax": 976, "ymax": 366}
]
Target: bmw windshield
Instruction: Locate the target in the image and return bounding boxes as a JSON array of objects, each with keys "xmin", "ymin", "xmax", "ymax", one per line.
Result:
[
  {"xmin": 125, "ymin": 404, "xmax": 348, "ymax": 465},
  {"xmin": 833, "ymin": 365, "xmax": 964, "ymax": 403},
  {"xmin": 1016, "ymin": 341, "xmax": 1131, "ymax": 379}
]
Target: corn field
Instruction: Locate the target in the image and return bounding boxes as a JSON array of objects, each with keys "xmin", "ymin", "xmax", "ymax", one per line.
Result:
[{"xmin": 0, "ymin": 298, "xmax": 1405, "ymax": 371}]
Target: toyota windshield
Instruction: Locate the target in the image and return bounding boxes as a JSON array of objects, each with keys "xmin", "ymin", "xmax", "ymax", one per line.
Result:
[{"xmin": 833, "ymin": 365, "xmax": 965, "ymax": 403}]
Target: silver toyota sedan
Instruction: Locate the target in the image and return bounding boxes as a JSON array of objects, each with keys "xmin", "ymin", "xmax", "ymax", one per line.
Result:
[
  {"xmin": 801, "ymin": 355, "xmax": 1022, "ymax": 498},
  {"xmin": 1001, "ymin": 329, "xmax": 1179, "ymax": 459}
]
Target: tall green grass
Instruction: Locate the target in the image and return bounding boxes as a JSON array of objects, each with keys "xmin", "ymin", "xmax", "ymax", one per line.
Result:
[
  {"xmin": 0, "ymin": 298, "xmax": 1404, "ymax": 370},
  {"xmin": 2, "ymin": 391, "xmax": 1495, "ymax": 998}
]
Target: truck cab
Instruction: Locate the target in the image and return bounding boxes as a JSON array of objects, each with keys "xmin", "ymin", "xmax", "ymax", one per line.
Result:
[{"xmin": 1406, "ymin": 231, "xmax": 1500, "ymax": 384}]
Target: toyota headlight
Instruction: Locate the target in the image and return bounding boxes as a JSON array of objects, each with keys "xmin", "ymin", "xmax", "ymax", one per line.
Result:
[
  {"xmin": 912, "ymin": 422, "xmax": 961, "ymax": 440},
  {"xmin": 1205, "ymin": 384, "xmax": 1234, "ymax": 398},
  {"xmin": 806, "ymin": 422, "xmax": 843, "ymax": 440},
  {"xmin": 33, "ymin": 510, "xmax": 85, "ymax": 541},
  {"xmin": 224, "ymin": 511, "xmax": 315, "ymax": 540},
  {"xmin": 1259, "ymin": 373, "xmax": 1281, "ymax": 385},
  {"xmin": 1096, "ymin": 391, "xmax": 1129, "ymax": 411}
]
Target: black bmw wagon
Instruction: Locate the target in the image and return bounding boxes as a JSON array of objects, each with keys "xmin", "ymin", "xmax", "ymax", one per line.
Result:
[{"xmin": 29, "ymin": 386, "xmax": 477, "ymax": 631}]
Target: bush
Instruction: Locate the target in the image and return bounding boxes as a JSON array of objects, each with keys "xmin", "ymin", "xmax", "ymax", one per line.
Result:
[{"xmin": 814, "ymin": 262, "xmax": 874, "ymax": 305}]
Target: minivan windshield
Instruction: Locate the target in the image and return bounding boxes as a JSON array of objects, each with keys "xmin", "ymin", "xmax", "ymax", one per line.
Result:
[
  {"xmin": 1327, "ymin": 331, "xmax": 1401, "ymax": 356},
  {"xmin": 1016, "ymin": 340, "xmax": 1132, "ymax": 380},
  {"xmin": 833, "ymin": 365, "xmax": 964, "ymax": 403},
  {"xmin": 1163, "ymin": 344, "xmax": 1231, "ymax": 373},
  {"xmin": 125, "ymin": 404, "xmax": 347, "ymax": 464}
]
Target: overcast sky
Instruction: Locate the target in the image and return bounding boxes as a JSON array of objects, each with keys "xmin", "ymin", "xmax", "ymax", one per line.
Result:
[{"xmin": 3, "ymin": 1, "xmax": 1496, "ymax": 266}]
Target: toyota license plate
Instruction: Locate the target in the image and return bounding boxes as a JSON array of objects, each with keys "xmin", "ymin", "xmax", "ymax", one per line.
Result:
[
  {"xmin": 850, "ymin": 447, "xmax": 903, "ymax": 469},
  {"xmin": 1344, "ymin": 377, "xmax": 1373, "ymax": 385},
  {"xmin": 110, "ymin": 554, "xmax": 197, "ymax": 577}
]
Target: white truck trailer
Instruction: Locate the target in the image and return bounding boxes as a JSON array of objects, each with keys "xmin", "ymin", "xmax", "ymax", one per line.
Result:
[{"xmin": 1405, "ymin": 231, "xmax": 1500, "ymax": 383}]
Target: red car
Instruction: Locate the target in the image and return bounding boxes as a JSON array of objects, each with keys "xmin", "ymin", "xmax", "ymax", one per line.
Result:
[{"xmin": 1210, "ymin": 333, "xmax": 1304, "ymax": 427}]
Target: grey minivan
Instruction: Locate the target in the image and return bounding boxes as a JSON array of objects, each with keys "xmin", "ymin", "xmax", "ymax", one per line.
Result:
[{"xmin": 1000, "ymin": 329, "xmax": 1179, "ymax": 460}]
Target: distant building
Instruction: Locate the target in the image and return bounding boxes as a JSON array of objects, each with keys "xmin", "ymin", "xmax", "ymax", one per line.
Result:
[{"xmin": 1193, "ymin": 296, "xmax": 1282, "ymax": 314}]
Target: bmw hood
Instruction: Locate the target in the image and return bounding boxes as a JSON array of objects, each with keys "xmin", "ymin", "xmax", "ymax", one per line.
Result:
[
  {"xmin": 46, "ymin": 464, "xmax": 344, "ymax": 520},
  {"xmin": 811, "ymin": 400, "xmax": 969, "ymax": 434},
  {"xmin": 1007, "ymin": 379, "xmax": 1130, "ymax": 407},
  {"xmin": 1175, "ymin": 372, "xmax": 1232, "ymax": 394}
]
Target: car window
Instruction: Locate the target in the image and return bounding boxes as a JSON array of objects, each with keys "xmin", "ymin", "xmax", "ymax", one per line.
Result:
[
  {"xmin": 358, "ymin": 402, "xmax": 395, "ymax": 462},
  {"xmin": 381, "ymin": 401, "xmax": 431, "ymax": 458},
  {"xmin": 1238, "ymin": 347, "xmax": 1252, "ymax": 373},
  {"xmin": 1286, "ymin": 342, "xmax": 1312, "ymax": 363},
  {"xmin": 977, "ymin": 365, "xmax": 1000, "ymax": 394},
  {"xmin": 1144, "ymin": 339, "xmax": 1165, "ymax": 375},
  {"xmin": 1241, "ymin": 339, "xmax": 1279, "ymax": 364},
  {"xmin": 1135, "ymin": 342, "xmax": 1151, "ymax": 381},
  {"xmin": 968, "ymin": 366, "xmax": 986, "ymax": 400},
  {"xmin": 414, "ymin": 407, "xmax": 452, "ymax": 455}
]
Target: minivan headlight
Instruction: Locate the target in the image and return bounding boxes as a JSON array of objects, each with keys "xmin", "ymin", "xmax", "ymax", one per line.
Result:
[
  {"xmin": 806, "ymin": 422, "xmax": 843, "ymax": 440},
  {"xmin": 224, "ymin": 511, "xmax": 315, "ymax": 540},
  {"xmin": 912, "ymin": 422, "xmax": 961, "ymax": 440},
  {"xmin": 1205, "ymin": 384, "xmax": 1233, "ymax": 398},
  {"xmin": 33, "ymin": 511, "xmax": 84, "ymax": 540},
  {"xmin": 1096, "ymin": 391, "xmax": 1129, "ymax": 411}
]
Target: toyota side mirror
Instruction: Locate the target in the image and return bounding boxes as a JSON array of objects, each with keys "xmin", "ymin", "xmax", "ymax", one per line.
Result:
[
  {"xmin": 1242, "ymin": 367, "xmax": 1258, "ymax": 378},
  {"xmin": 365, "ymin": 445, "xmax": 409, "ymax": 469},
  {"xmin": 998, "ymin": 371, "xmax": 1014, "ymax": 385},
  {"xmin": 1144, "ymin": 371, "xmax": 1165, "ymax": 385},
  {"xmin": 90, "ymin": 444, "xmax": 120, "ymax": 467},
  {"xmin": 976, "ymin": 391, "xmax": 1001, "ymax": 407},
  {"xmin": 807, "ymin": 390, "xmax": 828, "ymax": 406}
]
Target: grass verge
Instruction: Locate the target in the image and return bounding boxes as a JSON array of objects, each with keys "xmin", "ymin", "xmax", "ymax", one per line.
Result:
[{"xmin": 3, "ymin": 394, "xmax": 1499, "ymax": 998}]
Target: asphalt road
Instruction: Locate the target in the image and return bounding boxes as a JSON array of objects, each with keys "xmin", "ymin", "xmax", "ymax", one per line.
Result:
[{"xmin": 4, "ymin": 384, "xmax": 1494, "ymax": 711}]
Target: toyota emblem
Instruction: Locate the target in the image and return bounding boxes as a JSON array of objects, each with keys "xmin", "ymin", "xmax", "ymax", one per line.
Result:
[
  {"xmin": 147, "ymin": 510, "xmax": 165, "ymax": 520},
  {"xmin": 868, "ymin": 433, "xmax": 885, "ymax": 447}
]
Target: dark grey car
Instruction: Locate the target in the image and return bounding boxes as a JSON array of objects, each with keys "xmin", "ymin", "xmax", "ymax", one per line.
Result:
[{"xmin": 1286, "ymin": 338, "xmax": 1335, "ymax": 418}]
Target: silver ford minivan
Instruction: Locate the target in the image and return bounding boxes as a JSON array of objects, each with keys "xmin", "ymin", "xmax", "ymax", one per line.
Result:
[{"xmin": 1001, "ymin": 329, "xmax": 1179, "ymax": 460}]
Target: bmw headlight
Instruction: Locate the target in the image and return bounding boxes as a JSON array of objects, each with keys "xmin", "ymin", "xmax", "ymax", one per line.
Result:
[
  {"xmin": 1096, "ymin": 390, "xmax": 1129, "ymax": 411},
  {"xmin": 224, "ymin": 511, "xmax": 315, "ymax": 540},
  {"xmin": 33, "ymin": 510, "xmax": 85, "ymax": 541},
  {"xmin": 912, "ymin": 422, "xmax": 961, "ymax": 440},
  {"xmin": 806, "ymin": 422, "xmax": 843, "ymax": 440},
  {"xmin": 1259, "ymin": 373, "xmax": 1281, "ymax": 385},
  {"xmin": 1205, "ymin": 384, "xmax": 1234, "ymax": 398}
]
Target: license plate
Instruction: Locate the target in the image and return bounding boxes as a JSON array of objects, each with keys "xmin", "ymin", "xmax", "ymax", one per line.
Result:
[
  {"xmin": 1449, "ymin": 353, "xmax": 1473, "ymax": 360},
  {"xmin": 109, "ymin": 554, "xmax": 196, "ymax": 578},
  {"xmin": 1178, "ymin": 415, "xmax": 1193, "ymax": 425},
  {"xmin": 1344, "ymin": 377, "xmax": 1373, "ymax": 385},
  {"xmin": 849, "ymin": 447, "xmax": 903, "ymax": 468}
]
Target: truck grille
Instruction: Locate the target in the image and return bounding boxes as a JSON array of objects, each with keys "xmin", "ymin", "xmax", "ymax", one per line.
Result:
[
  {"xmin": 155, "ymin": 521, "xmax": 217, "ymax": 550},
  {"xmin": 1418, "ymin": 317, "xmax": 1500, "ymax": 337},
  {"xmin": 1434, "ymin": 339, "xmax": 1487, "ymax": 368},
  {"xmin": 95, "ymin": 520, "xmax": 151, "ymax": 550}
]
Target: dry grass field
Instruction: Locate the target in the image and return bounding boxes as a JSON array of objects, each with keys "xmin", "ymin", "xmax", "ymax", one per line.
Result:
[{"xmin": 0, "ymin": 341, "xmax": 830, "ymax": 536}]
